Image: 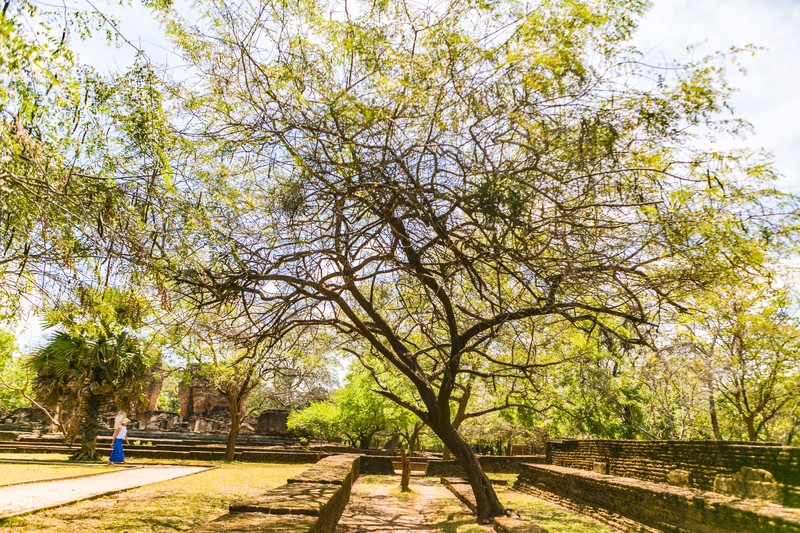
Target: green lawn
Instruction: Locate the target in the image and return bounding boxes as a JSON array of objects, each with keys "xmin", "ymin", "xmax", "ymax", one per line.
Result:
[
  {"xmin": 0, "ymin": 463, "xmax": 112, "ymax": 486},
  {"xmin": 0, "ymin": 460, "xmax": 313, "ymax": 532}
]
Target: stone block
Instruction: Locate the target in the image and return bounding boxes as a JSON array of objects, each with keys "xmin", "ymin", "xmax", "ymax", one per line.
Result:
[
  {"xmin": 714, "ymin": 467, "xmax": 782, "ymax": 504},
  {"xmin": 193, "ymin": 512, "xmax": 319, "ymax": 533},
  {"xmin": 230, "ymin": 483, "xmax": 341, "ymax": 516},
  {"xmin": 256, "ymin": 409, "xmax": 290, "ymax": 435},
  {"xmin": 714, "ymin": 473, "xmax": 746, "ymax": 498},
  {"xmin": 510, "ymin": 444, "xmax": 531, "ymax": 456},
  {"xmin": 288, "ymin": 454, "xmax": 360, "ymax": 485},
  {"xmin": 593, "ymin": 461, "xmax": 609, "ymax": 475},
  {"xmin": 741, "ymin": 466, "xmax": 775, "ymax": 483},
  {"xmin": 746, "ymin": 480, "xmax": 781, "ymax": 504},
  {"xmin": 667, "ymin": 469, "xmax": 693, "ymax": 488},
  {"xmin": 359, "ymin": 455, "xmax": 395, "ymax": 475}
]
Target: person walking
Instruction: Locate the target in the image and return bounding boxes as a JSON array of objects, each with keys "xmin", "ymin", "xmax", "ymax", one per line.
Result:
[{"xmin": 108, "ymin": 418, "xmax": 130, "ymax": 465}]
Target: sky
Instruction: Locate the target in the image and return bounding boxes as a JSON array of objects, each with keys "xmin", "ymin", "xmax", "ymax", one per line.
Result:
[
  {"xmin": 11, "ymin": 0, "xmax": 800, "ymax": 350},
  {"xmin": 69, "ymin": 0, "xmax": 800, "ymax": 189},
  {"xmin": 632, "ymin": 0, "xmax": 800, "ymax": 193}
]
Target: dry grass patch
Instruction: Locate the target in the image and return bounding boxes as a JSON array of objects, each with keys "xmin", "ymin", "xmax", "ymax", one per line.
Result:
[
  {"xmin": 0, "ymin": 453, "xmax": 74, "ymax": 462},
  {"xmin": 0, "ymin": 462, "xmax": 313, "ymax": 532},
  {"xmin": 495, "ymin": 484, "xmax": 610, "ymax": 533},
  {"xmin": 0, "ymin": 463, "xmax": 111, "ymax": 486}
]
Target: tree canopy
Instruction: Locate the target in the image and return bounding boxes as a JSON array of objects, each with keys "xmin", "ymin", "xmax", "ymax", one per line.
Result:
[
  {"xmin": 2, "ymin": 0, "xmax": 799, "ymax": 521},
  {"xmin": 141, "ymin": 0, "xmax": 799, "ymax": 519}
]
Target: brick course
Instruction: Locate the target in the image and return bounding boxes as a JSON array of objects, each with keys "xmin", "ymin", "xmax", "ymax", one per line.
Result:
[
  {"xmin": 515, "ymin": 463, "xmax": 800, "ymax": 533},
  {"xmin": 546, "ymin": 440, "xmax": 800, "ymax": 507}
]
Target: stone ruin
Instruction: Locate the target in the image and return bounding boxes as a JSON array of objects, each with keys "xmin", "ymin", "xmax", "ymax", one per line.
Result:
[
  {"xmin": 0, "ymin": 406, "xmax": 52, "ymax": 428},
  {"xmin": 1, "ymin": 367, "xmax": 290, "ymax": 437},
  {"xmin": 165, "ymin": 366, "xmax": 289, "ymax": 435}
]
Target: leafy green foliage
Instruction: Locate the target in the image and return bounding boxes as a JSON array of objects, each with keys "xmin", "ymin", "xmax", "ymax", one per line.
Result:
[
  {"xmin": 1, "ymin": 2, "xmax": 175, "ymax": 314},
  {"xmin": 288, "ymin": 367, "xmax": 413, "ymax": 449},
  {"xmin": 676, "ymin": 281, "xmax": 800, "ymax": 442},
  {"xmin": 0, "ymin": 329, "xmax": 29, "ymax": 410},
  {"xmin": 27, "ymin": 286, "xmax": 155, "ymax": 459}
]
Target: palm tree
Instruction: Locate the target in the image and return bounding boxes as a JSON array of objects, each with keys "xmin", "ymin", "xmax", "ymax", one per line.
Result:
[{"xmin": 28, "ymin": 287, "xmax": 155, "ymax": 461}]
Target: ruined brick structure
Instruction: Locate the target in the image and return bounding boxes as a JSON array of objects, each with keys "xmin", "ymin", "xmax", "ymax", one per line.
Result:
[
  {"xmin": 514, "ymin": 439, "xmax": 800, "ymax": 532},
  {"xmin": 544, "ymin": 439, "xmax": 800, "ymax": 506}
]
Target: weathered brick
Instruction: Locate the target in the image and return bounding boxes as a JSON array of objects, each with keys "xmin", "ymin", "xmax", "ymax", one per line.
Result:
[{"xmin": 516, "ymin": 463, "xmax": 800, "ymax": 533}]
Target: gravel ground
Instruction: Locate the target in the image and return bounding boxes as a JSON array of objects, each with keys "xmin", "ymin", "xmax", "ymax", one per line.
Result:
[{"xmin": 335, "ymin": 477, "xmax": 492, "ymax": 533}]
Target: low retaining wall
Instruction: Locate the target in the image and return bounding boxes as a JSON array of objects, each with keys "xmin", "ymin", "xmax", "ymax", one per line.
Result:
[
  {"xmin": 359, "ymin": 455, "xmax": 395, "ymax": 475},
  {"xmin": 426, "ymin": 455, "xmax": 546, "ymax": 477},
  {"xmin": 515, "ymin": 463, "xmax": 800, "ymax": 533},
  {"xmin": 546, "ymin": 439, "xmax": 800, "ymax": 507},
  {"xmin": 194, "ymin": 454, "xmax": 361, "ymax": 533}
]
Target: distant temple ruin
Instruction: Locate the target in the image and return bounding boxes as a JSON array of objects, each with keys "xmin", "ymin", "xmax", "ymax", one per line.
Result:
[{"xmin": 1, "ymin": 366, "xmax": 289, "ymax": 437}]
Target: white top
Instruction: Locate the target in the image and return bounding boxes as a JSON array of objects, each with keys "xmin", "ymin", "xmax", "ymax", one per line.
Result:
[{"xmin": 115, "ymin": 426, "xmax": 128, "ymax": 440}]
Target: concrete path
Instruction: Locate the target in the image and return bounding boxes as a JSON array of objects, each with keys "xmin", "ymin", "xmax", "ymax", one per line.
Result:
[{"xmin": 0, "ymin": 464, "xmax": 213, "ymax": 519}]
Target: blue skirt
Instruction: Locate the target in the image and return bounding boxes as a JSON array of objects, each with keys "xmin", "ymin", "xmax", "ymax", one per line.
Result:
[{"xmin": 109, "ymin": 438, "xmax": 125, "ymax": 463}]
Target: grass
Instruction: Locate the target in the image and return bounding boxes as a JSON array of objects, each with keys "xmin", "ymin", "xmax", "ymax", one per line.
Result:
[
  {"xmin": 0, "ymin": 463, "xmax": 112, "ymax": 486},
  {"xmin": 0, "ymin": 459, "xmax": 313, "ymax": 532},
  {"xmin": 489, "ymin": 475, "xmax": 610, "ymax": 533},
  {"xmin": 0, "ymin": 453, "xmax": 75, "ymax": 462},
  {"xmin": 0, "ymin": 452, "xmax": 224, "ymax": 467}
]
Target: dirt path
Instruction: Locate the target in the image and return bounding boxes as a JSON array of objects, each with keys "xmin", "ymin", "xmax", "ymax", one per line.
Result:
[
  {"xmin": 335, "ymin": 476, "xmax": 492, "ymax": 533},
  {"xmin": 0, "ymin": 464, "xmax": 213, "ymax": 519}
]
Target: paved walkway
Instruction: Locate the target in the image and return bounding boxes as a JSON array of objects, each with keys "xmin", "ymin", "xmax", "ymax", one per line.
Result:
[{"xmin": 0, "ymin": 464, "xmax": 213, "ymax": 519}]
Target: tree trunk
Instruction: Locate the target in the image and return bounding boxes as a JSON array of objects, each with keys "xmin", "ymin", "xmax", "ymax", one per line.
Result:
[
  {"xmin": 359, "ymin": 434, "xmax": 372, "ymax": 450},
  {"xmin": 745, "ymin": 416, "xmax": 758, "ymax": 442},
  {"xmin": 408, "ymin": 423, "xmax": 421, "ymax": 452},
  {"xmin": 786, "ymin": 421, "xmax": 797, "ymax": 446},
  {"xmin": 71, "ymin": 394, "xmax": 101, "ymax": 461},
  {"xmin": 435, "ymin": 422, "xmax": 505, "ymax": 522},
  {"xmin": 224, "ymin": 397, "xmax": 241, "ymax": 461},
  {"xmin": 708, "ymin": 393, "xmax": 722, "ymax": 440},
  {"xmin": 399, "ymin": 447, "xmax": 411, "ymax": 492},
  {"xmin": 442, "ymin": 445, "xmax": 451, "ymax": 460}
]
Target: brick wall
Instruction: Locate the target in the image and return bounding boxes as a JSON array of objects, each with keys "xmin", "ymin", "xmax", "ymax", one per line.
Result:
[
  {"xmin": 425, "ymin": 455, "xmax": 547, "ymax": 477},
  {"xmin": 515, "ymin": 463, "xmax": 800, "ymax": 533},
  {"xmin": 546, "ymin": 439, "xmax": 800, "ymax": 507}
]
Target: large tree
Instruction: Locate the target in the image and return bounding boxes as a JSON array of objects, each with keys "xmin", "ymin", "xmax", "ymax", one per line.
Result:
[
  {"xmin": 288, "ymin": 366, "xmax": 416, "ymax": 450},
  {"xmin": 152, "ymin": 0, "xmax": 797, "ymax": 520},
  {"xmin": 173, "ymin": 310, "xmax": 331, "ymax": 461},
  {"xmin": 28, "ymin": 286, "xmax": 155, "ymax": 460}
]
